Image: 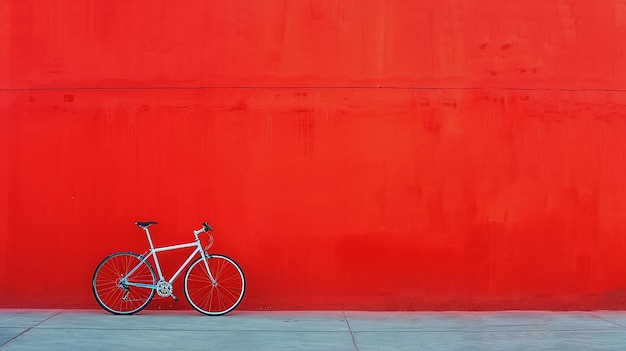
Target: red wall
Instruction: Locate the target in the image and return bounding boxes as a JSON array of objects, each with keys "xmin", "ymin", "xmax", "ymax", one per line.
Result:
[{"xmin": 2, "ymin": 0, "xmax": 626, "ymax": 310}]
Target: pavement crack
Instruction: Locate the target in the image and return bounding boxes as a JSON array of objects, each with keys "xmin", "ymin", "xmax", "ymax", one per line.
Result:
[
  {"xmin": 343, "ymin": 312, "xmax": 360, "ymax": 351},
  {"xmin": 0, "ymin": 310, "xmax": 64, "ymax": 348},
  {"xmin": 586, "ymin": 312, "xmax": 626, "ymax": 329}
]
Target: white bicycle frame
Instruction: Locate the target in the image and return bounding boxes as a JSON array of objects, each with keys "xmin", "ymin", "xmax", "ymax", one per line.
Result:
[{"xmin": 120, "ymin": 226, "xmax": 216, "ymax": 291}]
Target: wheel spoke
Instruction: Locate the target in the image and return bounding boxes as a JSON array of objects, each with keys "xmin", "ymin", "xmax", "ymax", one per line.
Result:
[
  {"xmin": 92, "ymin": 253, "xmax": 156, "ymax": 315},
  {"xmin": 184, "ymin": 255, "xmax": 245, "ymax": 315}
]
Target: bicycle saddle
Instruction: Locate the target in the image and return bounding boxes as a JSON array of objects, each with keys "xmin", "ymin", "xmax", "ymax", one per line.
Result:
[{"xmin": 135, "ymin": 221, "xmax": 158, "ymax": 228}]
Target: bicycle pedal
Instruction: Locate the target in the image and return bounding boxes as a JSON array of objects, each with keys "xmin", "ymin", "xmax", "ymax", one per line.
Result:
[{"xmin": 171, "ymin": 294, "xmax": 179, "ymax": 302}]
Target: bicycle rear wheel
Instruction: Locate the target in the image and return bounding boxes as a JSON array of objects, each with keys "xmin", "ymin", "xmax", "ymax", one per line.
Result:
[
  {"xmin": 184, "ymin": 254, "xmax": 245, "ymax": 315},
  {"xmin": 92, "ymin": 252, "xmax": 156, "ymax": 315}
]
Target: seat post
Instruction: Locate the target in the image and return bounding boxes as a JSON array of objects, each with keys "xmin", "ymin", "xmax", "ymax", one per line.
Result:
[{"xmin": 142, "ymin": 227, "xmax": 156, "ymax": 250}]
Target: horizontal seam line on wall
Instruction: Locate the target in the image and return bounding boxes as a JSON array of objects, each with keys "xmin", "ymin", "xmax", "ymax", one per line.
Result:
[{"xmin": 1, "ymin": 86, "xmax": 626, "ymax": 92}]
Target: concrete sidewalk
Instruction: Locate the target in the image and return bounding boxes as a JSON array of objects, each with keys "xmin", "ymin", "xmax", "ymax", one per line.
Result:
[{"xmin": 1, "ymin": 309, "xmax": 626, "ymax": 350}]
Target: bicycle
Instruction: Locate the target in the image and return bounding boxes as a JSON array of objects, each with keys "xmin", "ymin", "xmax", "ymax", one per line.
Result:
[{"xmin": 92, "ymin": 221, "xmax": 245, "ymax": 315}]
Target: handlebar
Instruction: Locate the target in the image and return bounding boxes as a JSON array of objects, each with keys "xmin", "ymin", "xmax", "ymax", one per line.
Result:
[{"xmin": 193, "ymin": 222, "xmax": 213, "ymax": 236}]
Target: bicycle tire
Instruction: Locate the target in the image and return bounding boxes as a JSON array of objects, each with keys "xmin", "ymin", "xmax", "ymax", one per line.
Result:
[
  {"xmin": 92, "ymin": 252, "xmax": 156, "ymax": 315},
  {"xmin": 184, "ymin": 254, "xmax": 246, "ymax": 315}
]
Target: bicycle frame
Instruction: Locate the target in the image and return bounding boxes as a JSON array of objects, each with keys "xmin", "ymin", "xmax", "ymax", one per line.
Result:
[{"xmin": 121, "ymin": 227, "xmax": 216, "ymax": 291}]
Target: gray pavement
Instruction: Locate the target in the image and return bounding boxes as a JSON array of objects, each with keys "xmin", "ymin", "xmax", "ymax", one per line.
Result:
[{"xmin": 1, "ymin": 309, "xmax": 626, "ymax": 350}]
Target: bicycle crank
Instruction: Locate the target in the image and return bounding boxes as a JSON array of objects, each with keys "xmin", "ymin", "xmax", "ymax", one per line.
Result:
[{"xmin": 156, "ymin": 281, "xmax": 172, "ymax": 297}]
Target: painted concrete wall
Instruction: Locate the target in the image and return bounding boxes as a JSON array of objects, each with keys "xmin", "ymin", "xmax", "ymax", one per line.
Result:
[{"xmin": 2, "ymin": 0, "xmax": 626, "ymax": 310}]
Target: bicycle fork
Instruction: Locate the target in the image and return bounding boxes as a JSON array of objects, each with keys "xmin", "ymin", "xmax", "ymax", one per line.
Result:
[{"xmin": 202, "ymin": 252, "xmax": 218, "ymax": 286}]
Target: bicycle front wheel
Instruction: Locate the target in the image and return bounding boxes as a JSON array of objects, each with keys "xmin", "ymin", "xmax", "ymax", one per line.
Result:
[
  {"xmin": 184, "ymin": 254, "xmax": 245, "ymax": 315},
  {"xmin": 92, "ymin": 252, "xmax": 156, "ymax": 315}
]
